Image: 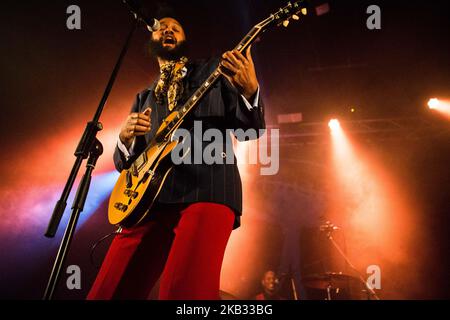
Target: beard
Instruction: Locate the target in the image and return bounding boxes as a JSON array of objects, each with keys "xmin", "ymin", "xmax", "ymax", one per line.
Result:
[{"xmin": 148, "ymin": 38, "xmax": 188, "ymax": 61}]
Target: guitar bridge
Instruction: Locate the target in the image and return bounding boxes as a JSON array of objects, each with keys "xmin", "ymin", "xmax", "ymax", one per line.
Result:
[
  {"xmin": 126, "ymin": 171, "xmax": 132, "ymax": 188},
  {"xmin": 131, "ymin": 164, "xmax": 139, "ymax": 177}
]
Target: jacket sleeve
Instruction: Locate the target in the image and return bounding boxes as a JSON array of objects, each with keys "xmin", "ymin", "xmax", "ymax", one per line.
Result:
[
  {"xmin": 221, "ymin": 74, "xmax": 266, "ymax": 141},
  {"xmin": 113, "ymin": 93, "xmax": 142, "ymax": 172}
]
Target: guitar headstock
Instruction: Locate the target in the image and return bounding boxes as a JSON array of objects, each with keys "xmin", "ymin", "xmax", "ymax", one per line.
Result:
[
  {"xmin": 257, "ymin": 1, "xmax": 308, "ymax": 30},
  {"xmin": 233, "ymin": 1, "xmax": 308, "ymax": 54}
]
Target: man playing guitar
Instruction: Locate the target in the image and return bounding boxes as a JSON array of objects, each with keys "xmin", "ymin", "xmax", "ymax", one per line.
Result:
[{"xmin": 87, "ymin": 15, "xmax": 264, "ymax": 300}]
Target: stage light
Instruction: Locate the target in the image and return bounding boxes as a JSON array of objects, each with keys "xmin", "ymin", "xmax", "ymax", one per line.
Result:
[
  {"xmin": 329, "ymin": 118, "xmax": 394, "ymax": 248},
  {"xmin": 328, "ymin": 119, "xmax": 340, "ymax": 132},
  {"xmin": 427, "ymin": 97, "xmax": 450, "ymax": 118},
  {"xmin": 428, "ymin": 98, "xmax": 440, "ymax": 109}
]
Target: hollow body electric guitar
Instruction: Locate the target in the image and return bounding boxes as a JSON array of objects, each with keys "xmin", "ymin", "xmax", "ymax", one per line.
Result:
[{"xmin": 108, "ymin": 1, "xmax": 308, "ymax": 227}]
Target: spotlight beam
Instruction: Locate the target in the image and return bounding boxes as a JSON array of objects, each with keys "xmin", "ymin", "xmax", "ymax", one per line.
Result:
[{"xmin": 428, "ymin": 98, "xmax": 450, "ymax": 118}]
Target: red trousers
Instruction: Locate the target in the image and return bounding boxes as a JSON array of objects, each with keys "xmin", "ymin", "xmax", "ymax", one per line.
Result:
[{"xmin": 87, "ymin": 202, "xmax": 234, "ymax": 300}]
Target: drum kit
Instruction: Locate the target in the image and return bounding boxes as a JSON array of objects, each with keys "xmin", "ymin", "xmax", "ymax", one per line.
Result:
[
  {"xmin": 301, "ymin": 272, "xmax": 369, "ymax": 300},
  {"xmin": 271, "ymin": 221, "xmax": 379, "ymax": 300},
  {"xmin": 219, "ymin": 221, "xmax": 380, "ymax": 300},
  {"xmin": 299, "ymin": 221, "xmax": 379, "ymax": 300},
  {"xmin": 220, "ymin": 272, "xmax": 374, "ymax": 300}
]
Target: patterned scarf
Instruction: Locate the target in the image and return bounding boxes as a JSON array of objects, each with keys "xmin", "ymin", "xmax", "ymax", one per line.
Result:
[{"xmin": 154, "ymin": 56, "xmax": 188, "ymax": 111}]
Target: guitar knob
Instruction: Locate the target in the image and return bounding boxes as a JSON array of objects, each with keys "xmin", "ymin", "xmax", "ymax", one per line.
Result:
[
  {"xmin": 282, "ymin": 20, "xmax": 290, "ymax": 27},
  {"xmin": 292, "ymin": 14, "xmax": 299, "ymax": 20},
  {"xmin": 114, "ymin": 202, "xmax": 128, "ymax": 212},
  {"xmin": 301, "ymin": 8, "xmax": 307, "ymax": 15},
  {"xmin": 124, "ymin": 189, "xmax": 139, "ymax": 199}
]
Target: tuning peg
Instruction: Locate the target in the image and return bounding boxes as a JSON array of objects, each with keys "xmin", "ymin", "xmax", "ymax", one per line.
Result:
[
  {"xmin": 282, "ymin": 20, "xmax": 290, "ymax": 27},
  {"xmin": 292, "ymin": 14, "xmax": 300, "ymax": 20},
  {"xmin": 301, "ymin": 8, "xmax": 307, "ymax": 15}
]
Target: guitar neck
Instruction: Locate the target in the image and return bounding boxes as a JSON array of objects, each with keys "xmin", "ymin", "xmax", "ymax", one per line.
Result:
[
  {"xmin": 155, "ymin": 0, "xmax": 306, "ymax": 142},
  {"xmin": 157, "ymin": 24, "xmax": 268, "ymax": 142}
]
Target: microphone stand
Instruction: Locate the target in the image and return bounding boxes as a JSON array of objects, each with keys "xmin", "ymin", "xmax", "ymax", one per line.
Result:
[
  {"xmin": 278, "ymin": 272, "xmax": 299, "ymax": 300},
  {"xmin": 43, "ymin": 7, "xmax": 147, "ymax": 300},
  {"xmin": 321, "ymin": 222, "xmax": 380, "ymax": 300}
]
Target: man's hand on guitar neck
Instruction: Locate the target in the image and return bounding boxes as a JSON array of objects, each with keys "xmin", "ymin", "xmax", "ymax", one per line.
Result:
[
  {"xmin": 119, "ymin": 107, "xmax": 152, "ymax": 149},
  {"xmin": 219, "ymin": 46, "xmax": 259, "ymax": 101}
]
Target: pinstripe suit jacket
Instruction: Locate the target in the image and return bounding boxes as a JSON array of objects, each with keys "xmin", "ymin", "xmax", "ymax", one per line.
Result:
[{"xmin": 113, "ymin": 57, "xmax": 265, "ymax": 228}]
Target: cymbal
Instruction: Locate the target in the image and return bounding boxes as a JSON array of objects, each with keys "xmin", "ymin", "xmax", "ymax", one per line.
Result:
[{"xmin": 302, "ymin": 272, "xmax": 360, "ymax": 290}]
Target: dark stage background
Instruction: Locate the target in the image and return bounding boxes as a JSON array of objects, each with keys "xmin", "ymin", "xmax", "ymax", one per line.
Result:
[{"xmin": 0, "ymin": 0, "xmax": 449, "ymax": 299}]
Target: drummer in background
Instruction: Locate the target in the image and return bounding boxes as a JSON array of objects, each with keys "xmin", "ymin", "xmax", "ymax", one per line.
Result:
[{"xmin": 254, "ymin": 270, "xmax": 284, "ymax": 300}]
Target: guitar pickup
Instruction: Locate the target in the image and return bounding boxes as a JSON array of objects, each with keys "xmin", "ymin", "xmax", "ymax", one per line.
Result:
[
  {"xmin": 114, "ymin": 202, "xmax": 128, "ymax": 212},
  {"xmin": 141, "ymin": 172, "xmax": 150, "ymax": 184},
  {"xmin": 141, "ymin": 170, "xmax": 154, "ymax": 184}
]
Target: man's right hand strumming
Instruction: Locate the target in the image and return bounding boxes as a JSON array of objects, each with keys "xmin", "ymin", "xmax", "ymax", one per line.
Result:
[{"xmin": 119, "ymin": 107, "xmax": 152, "ymax": 149}]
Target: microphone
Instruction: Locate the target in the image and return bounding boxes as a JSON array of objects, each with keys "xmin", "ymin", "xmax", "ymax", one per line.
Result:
[{"xmin": 123, "ymin": 0, "xmax": 160, "ymax": 32}]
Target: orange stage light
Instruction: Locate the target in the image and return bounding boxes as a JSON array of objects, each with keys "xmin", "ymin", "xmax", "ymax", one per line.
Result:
[
  {"xmin": 428, "ymin": 98, "xmax": 440, "ymax": 109},
  {"xmin": 428, "ymin": 98, "xmax": 450, "ymax": 118},
  {"xmin": 328, "ymin": 119, "xmax": 341, "ymax": 132},
  {"xmin": 327, "ymin": 118, "xmax": 418, "ymax": 295}
]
